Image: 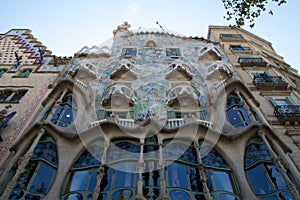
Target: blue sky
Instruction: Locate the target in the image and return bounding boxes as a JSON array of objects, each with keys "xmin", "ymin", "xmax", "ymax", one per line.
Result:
[{"xmin": 1, "ymin": 1, "xmax": 299, "ymax": 70}]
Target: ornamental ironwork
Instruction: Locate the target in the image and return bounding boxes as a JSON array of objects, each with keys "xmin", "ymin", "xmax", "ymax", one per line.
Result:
[{"xmin": 274, "ymin": 105, "xmax": 300, "ymax": 123}]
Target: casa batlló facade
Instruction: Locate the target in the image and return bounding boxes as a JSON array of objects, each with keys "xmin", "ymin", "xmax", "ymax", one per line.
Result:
[{"xmin": 0, "ymin": 22, "xmax": 300, "ymax": 200}]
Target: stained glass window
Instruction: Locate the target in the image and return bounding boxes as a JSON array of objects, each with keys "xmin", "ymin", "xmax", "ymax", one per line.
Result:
[
  {"xmin": 245, "ymin": 137, "xmax": 294, "ymax": 199},
  {"xmin": 106, "ymin": 140, "xmax": 140, "ymax": 162},
  {"xmin": 199, "ymin": 140, "xmax": 240, "ymax": 200},
  {"xmin": 99, "ymin": 140, "xmax": 139, "ymax": 199},
  {"xmin": 9, "ymin": 135, "xmax": 57, "ymax": 200},
  {"xmin": 63, "ymin": 143, "xmax": 104, "ymax": 200},
  {"xmin": 51, "ymin": 92, "xmax": 76, "ymax": 127},
  {"xmin": 226, "ymin": 92, "xmax": 251, "ymax": 128}
]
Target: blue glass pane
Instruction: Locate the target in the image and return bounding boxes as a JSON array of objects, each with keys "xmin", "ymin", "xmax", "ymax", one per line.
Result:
[
  {"xmin": 245, "ymin": 138, "xmax": 272, "ymax": 167},
  {"xmin": 51, "ymin": 106, "xmax": 63, "ymax": 122},
  {"xmin": 200, "ymin": 147, "xmax": 228, "ymax": 169},
  {"xmin": 30, "ymin": 162, "xmax": 55, "ymax": 193},
  {"xmin": 206, "ymin": 170, "xmax": 213, "ymax": 191},
  {"xmin": 9, "ymin": 189, "xmax": 24, "ymax": 200},
  {"xmin": 280, "ymin": 192, "xmax": 294, "ymax": 200},
  {"xmin": 73, "ymin": 150, "xmax": 101, "ymax": 168},
  {"xmin": 169, "ymin": 190, "xmax": 190, "ymax": 200},
  {"xmin": 212, "ymin": 171, "xmax": 233, "ymax": 192},
  {"xmin": 107, "ymin": 142, "xmax": 140, "ymax": 162},
  {"xmin": 65, "ymin": 193, "xmax": 83, "ymax": 200},
  {"xmin": 167, "ymin": 163, "xmax": 188, "ymax": 189},
  {"xmin": 24, "ymin": 194, "xmax": 41, "ymax": 200},
  {"xmin": 114, "ymin": 162, "xmax": 136, "ymax": 188},
  {"xmin": 163, "ymin": 142, "xmax": 193, "ymax": 162},
  {"xmin": 227, "ymin": 108, "xmax": 243, "ymax": 126},
  {"xmin": 60, "ymin": 106, "xmax": 75, "ymax": 124},
  {"xmin": 88, "ymin": 168, "xmax": 98, "ymax": 192},
  {"xmin": 112, "ymin": 189, "xmax": 133, "ymax": 200},
  {"xmin": 247, "ymin": 165, "xmax": 274, "ymax": 195},
  {"xmin": 260, "ymin": 196, "xmax": 278, "ymax": 200},
  {"xmin": 218, "ymin": 194, "xmax": 236, "ymax": 200},
  {"xmin": 239, "ymin": 108, "xmax": 251, "ymax": 126},
  {"xmin": 266, "ymin": 165, "xmax": 287, "ymax": 190},
  {"xmin": 69, "ymin": 170, "xmax": 89, "ymax": 191},
  {"xmin": 32, "ymin": 142, "xmax": 57, "ymax": 166}
]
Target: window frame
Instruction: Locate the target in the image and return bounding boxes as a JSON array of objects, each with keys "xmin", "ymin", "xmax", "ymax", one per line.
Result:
[
  {"xmin": 165, "ymin": 47, "xmax": 181, "ymax": 58},
  {"xmin": 121, "ymin": 47, "xmax": 138, "ymax": 58}
]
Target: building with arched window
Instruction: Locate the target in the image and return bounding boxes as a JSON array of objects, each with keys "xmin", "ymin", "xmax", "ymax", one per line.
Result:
[{"xmin": 0, "ymin": 23, "xmax": 300, "ymax": 200}]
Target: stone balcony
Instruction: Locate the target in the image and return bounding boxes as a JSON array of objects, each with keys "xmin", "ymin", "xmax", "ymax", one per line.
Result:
[
  {"xmin": 274, "ymin": 105, "xmax": 300, "ymax": 124},
  {"xmin": 90, "ymin": 111, "xmax": 213, "ymax": 129}
]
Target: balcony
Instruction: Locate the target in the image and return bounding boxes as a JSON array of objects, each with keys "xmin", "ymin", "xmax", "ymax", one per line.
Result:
[
  {"xmin": 166, "ymin": 84, "xmax": 201, "ymax": 110},
  {"xmin": 102, "ymin": 84, "xmax": 137, "ymax": 109},
  {"xmin": 238, "ymin": 57, "xmax": 267, "ymax": 67},
  {"xmin": 274, "ymin": 105, "xmax": 300, "ymax": 124},
  {"xmin": 220, "ymin": 34, "xmax": 244, "ymax": 41},
  {"xmin": 110, "ymin": 59, "xmax": 137, "ymax": 81},
  {"xmin": 253, "ymin": 75, "xmax": 288, "ymax": 90}
]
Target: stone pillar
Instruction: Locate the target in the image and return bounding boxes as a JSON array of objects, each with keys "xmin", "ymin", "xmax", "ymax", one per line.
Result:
[
  {"xmin": 135, "ymin": 138, "xmax": 146, "ymax": 200},
  {"xmin": 92, "ymin": 164, "xmax": 105, "ymax": 200},
  {"xmin": 1, "ymin": 128, "xmax": 45, "ymax": 199},
  {"xmin": 157, "ymin": 138, "xmax": 169, "ymax": 200},
  {"xmin": 194, "ymin": 140, "xmax": 211, "ymax": 200},
  {"xmin": 258, "ymin": 131, "xmax": 300, "ymax": 199},
  {"xmin": 93, "ymin": 137, "xmax": 110, "ymax": 200},
  {"xmin": 45, "ymin": 88, "xmax": 69, "ymax": 122}
]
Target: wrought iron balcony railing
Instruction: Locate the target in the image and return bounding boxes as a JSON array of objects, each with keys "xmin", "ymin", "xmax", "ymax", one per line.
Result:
[
  {"xmin": 253, "ymin": 76, "xmax": 288, "ymax": 90},
  {"xmin": 274, "ymin": 105, "xmax": 300, "ymax": 123},
  {"xmin": 238, "ymin": 57, "xmax": 267, "ymax": 66},
  {"xmin": 220, "ymin": 34, "xmax": 244, "ymax": 41}
]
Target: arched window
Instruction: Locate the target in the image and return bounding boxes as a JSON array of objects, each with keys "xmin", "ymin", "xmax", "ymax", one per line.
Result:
[
  {"xmin": 62, "ymin": 143, "xmax": 104, "ymax": 200},
  {"xmin": 9, "ymin": 135, "xmax": 58, "ymax": 200},
  {"xmin": 245, "ymin": 137, "xmax": 294, "ymax": 199},
  {"xmin": 199, "ymin": 141, "xmax": 240, "ymax": 200},
  {"xmin": 143, "ymin": 136, "xmax": 160, "ymax": 199},
  {"xmin": 163, "ymin": 140, "xmax": 200, "ymax": 200},
  {"xmin": 51, "ymin": 92, "xmax": 77, "ymax": 127},
  {"xmin": 226, "ymin": 92, "xmax": 251, "ymax": 128},
  {"xmin": 99, "ymin": 140, "xmax": 140, "ymax": 200}
]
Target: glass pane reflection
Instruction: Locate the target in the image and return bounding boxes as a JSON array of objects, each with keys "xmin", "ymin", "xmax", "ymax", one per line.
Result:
[
  {"xmin": 169, "ymin": 190, "xmax": 190, "ymax": 200},
  {"xmin": 168, "ymin": 163, "xmax": 188, "ymax": 189},
  {"xmin": 69, "ymin": 170, "xmax": 89, "ymax": 191},
  {"xmin": 30, "ymin": 163, "xmax": 55, "ymax": 193},
  {"xmin": 212, "ymin": 171, "xmax": 233, "ymax": 192},
  {"xmin": 247, "ymin": 165, "xmax": 274, "ymax": 194}
]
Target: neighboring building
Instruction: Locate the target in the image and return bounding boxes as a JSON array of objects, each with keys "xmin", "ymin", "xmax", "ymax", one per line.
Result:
[
  {"xmin": 0, "ymin": 23, "xmax": 299, "ymax": 200},
  {"xmin": 0, "ymin": 29, "xmax": 70, "ymax": 195}
]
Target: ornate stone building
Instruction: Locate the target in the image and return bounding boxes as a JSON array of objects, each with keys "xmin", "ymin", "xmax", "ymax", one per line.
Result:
[{"xmin": 0, "ymin": 23, "xmax": 299, "ymax": 200}]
